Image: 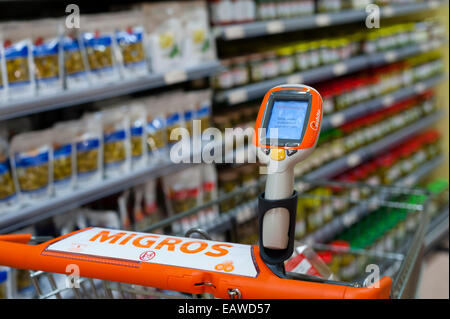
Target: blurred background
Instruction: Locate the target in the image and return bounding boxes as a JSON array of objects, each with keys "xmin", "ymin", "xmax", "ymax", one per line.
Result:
[{"xmin": 0, "ymin": 0, "xmax": 448, "ymax": 299}]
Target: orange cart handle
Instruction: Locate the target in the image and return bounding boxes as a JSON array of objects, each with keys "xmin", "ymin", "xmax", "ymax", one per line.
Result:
[{"xmin": 0, "ymin": 231, "xmax": 391, "ymax": 299}]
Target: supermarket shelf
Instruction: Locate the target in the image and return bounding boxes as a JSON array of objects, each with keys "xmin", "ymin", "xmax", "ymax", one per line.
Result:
[
  {"xmin": 304, "ymin": 112, "xmax": 441, "ymax": 181},
  {"xmin": 0, "ymin": 61, "xmax": 221, "ymax": 121},
  {"xmin": 0, "ymin": 112, "xmax": 439, "ymax": 234},
  {"xmin": 424, "ymin": 204, "xmax": 449, "ymax": 253},
  {"xmin": 0, "ymin": 139, "xmax": 227, "ymax": 234},
  {"xmin": 214, "ymin": 40, "xmax": 443, "ymax": 105},
  {"xmin": 303, "ymin": 155, "xmax": 444, "ymax": 244},
  {"xmin": 214, "ymin": 1, "xmax": 445, "ymax": 40},
  {"xmin": 199, "ymin": 113, "xmax": 441, "ymax": 236},
  {"xmin": 321, "ymin": 75, "xmax": 444, "ymax": 130}
]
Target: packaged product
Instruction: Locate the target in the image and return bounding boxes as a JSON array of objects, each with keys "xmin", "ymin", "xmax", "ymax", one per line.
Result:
[
  {"xmin": 112, "ymin": 11, "xmax": 149, "ymax": 79},
  {"xmin": 81, "ymin": 15, "xmax": 121, "ymax": 84},
  {"xmin": 83, "ymin": 208, "xmax": 121, "ymax": 229},
  {"xmin": 1, "ymin": 22, "xmax": 35, "ymax": 100},
  {"xmin": 0, "ymin": 37, "xmax": 6, "ymax": 103},
  {"xmin": 51, "ymin": 121, "xmax": 77, "ymax": 196},
  {"xmin": 10, "ymin": 130, "xmax": 53, "ymax": 204},
  {"xmin": 0, "ymin": 137, "xmax": 18, "ymax": 211},
  {"xmin": 75, "ymin": 113, "xmax": 103, "ymax": 186},
  {"xmin": 164, "ymin": 93, "xmax": 186, "ymax": 146},
  {"xmin": 196, "ymin": 90, "xmax": 213, "ymax": 134},
  {"xmin": 138, "ymin": 180, "xmax": 163, "ymax": 232},
  {"xmin": 162, "ymin": 166, "xmax": 202, "ymax": 234},
  {"xmin": 62, "ymin": 29, "xmax": 90, "ymax": 90},
  {"xmin": 208, "ymin": 0, "xmax": 234, "ymax": 25},
  {"xmin": 129, "ymin": 101, "xmax": 147, "ymax": 169},
  {"xmin": 101, "ymin": 105, "xmax": 131, "ymax": 178},
  {"xmin": 143, "ymin": 2, "xmax": 185, "ymax": 73},
  {"xmin": 144, "ymin": 96, "xmax": 167, "ymax": 165},
  {"xmin": 200, "ymin": 164, "xmax": 219, "ymax": 225},
  {"xmin": 30, "ymin": 19, "xmax": 63, "ymax": 96},
  {"xmin": 181, "ymin": 1, "xmax": 216, "ymax": 67},
  {"xmin": 0, "ymin": 266, "xmax": 12, "ymax": 299}
]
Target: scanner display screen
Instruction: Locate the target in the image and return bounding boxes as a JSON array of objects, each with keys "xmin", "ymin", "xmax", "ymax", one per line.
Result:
[{"xmin": 266, "ymin": 100, "xmax": 308, "ymax": 140}]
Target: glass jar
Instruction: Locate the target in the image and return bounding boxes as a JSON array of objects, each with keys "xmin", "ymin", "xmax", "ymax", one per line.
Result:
[{"xmin": 277, "ymin": 46, "xmax": 296, "ymax": 75}]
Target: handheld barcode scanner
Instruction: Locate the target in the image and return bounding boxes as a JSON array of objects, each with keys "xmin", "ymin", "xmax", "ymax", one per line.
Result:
[{"xmin": 254, "ymin": 84, "xmax": 323, "ymax": 274}]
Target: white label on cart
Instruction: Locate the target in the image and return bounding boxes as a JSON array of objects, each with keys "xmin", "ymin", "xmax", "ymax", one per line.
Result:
[{"xmin": 44, "ymin": 227, "xmax": 259, "ymax": 278}]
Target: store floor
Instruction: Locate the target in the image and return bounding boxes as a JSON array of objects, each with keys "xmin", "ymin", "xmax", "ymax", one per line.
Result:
[{"xmin": 417, "ymin": 239, "xmax": 449, "ymax": 299}]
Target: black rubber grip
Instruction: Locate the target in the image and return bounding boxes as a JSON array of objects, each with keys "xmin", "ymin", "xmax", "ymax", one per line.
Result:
[{"xmin": 258, "ymin": 191, "xmax": 298, "ymax": 265}]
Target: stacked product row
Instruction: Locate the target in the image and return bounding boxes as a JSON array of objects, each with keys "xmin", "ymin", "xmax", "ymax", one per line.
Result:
[
  {"xmin": 212, "ymin": 20, "xmax": 444, "ymax": 91},
  {"xmin": 0, "ymin": 1, "xmax": 216, "ymax": 103},
  {"xmin": 0, "ymin": 90, "xmax": 212, "ymax": 213},
  {"xmin": 208, "ymin": 0, "xmax": 424, "ymax": 25}
]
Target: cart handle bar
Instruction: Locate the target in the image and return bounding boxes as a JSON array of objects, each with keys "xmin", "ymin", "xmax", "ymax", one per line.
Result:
[{"xmin": 0, "ymin": 230, "xmax": 391, "ymax": 299}]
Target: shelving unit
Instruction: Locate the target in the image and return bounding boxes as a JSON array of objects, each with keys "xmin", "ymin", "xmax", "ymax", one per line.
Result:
[
  {"xmin": 214, "ymin": 40, "xmax": 443, "ymax": 105},
  {"xmin": 322, "ymin": 75, "xmax": 444, "ymax": 130},
  {"xmin": 144, "ymin": 111, "xmax": 440, "ymax": 235},
  {"xmin": 304, "ymin": 155, "xmax": 444, "ymax": 243},
  {"xmin": 0, "ymin": 61, "xmax": 221, "ymax": 121},
  {"xmin": 214, "ymin": 1, "xmax": 445, "ymax": 40}
]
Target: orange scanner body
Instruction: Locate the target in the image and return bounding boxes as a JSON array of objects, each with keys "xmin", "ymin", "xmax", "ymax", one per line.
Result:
[
  {"xmin": 0, "ymin": 229, "xmax": 392, "ymax": 299},
  {"xmin": 253, "ymin": 85, "xmax": 323, "ymax": 150}
]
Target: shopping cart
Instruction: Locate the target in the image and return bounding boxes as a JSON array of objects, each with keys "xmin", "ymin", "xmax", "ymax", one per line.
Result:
[{"xmin": 0, "ymin": 179, "xmax": 442, "ymax": 299}]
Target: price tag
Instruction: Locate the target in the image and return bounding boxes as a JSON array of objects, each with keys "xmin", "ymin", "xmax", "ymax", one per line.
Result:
[
  {"xmin": 428, "ymin": 1, "xmax": 440, "ymax": 9},
  {"xmin": 287, "ymin": 74, "xmax": 303, "ymax": 84},
  {"xmin": 164, "ymin": 70, "xmax": 187, "ymax": 85},
  {"xmin": 228, "ymin": 89, "xmax": 248, "ymax": 104},
  {"xmin": 382, "ymin": 95, "xmax": 394, "ymax": 107},
  {"xmin": 266, "ymin": 21, "xmax": 285, "ymax": 34},
  {"xmin": 382, "ymin": 6, "xmax": 395, "ymax": 17},
  {"xmin": 342, "ymin": 211, "xmax": 357, "ymax": 227},
  {"xmin": 347, "ymin": 154, "xmax": 361, "ymax": 167},
  {"xmin": 333, "ymin": 63, "xmax": 347, "ymax": 76},
  {"xmin": 224, "ymin": 26, "xmax": 245, "ymax": 40},
  {"xmin": 415, "ymin": 82, "xmax": 426, "ymax": 94},
  {"xmin": 384, "ymin": 51, "xmax": 397, "ymax": 63},
  {"xmin": 330, "ymin": 113, "xmax": 345, "ymax": 127},
  {"xmin": 315, "ymin": 14, "xmax": 331, "ymax": 26}
]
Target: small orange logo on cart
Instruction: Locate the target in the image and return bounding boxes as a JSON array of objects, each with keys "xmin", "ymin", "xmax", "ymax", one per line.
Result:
[{"xmin": 214, "ymin": 261, "xmax": 234, "ymax": 272}]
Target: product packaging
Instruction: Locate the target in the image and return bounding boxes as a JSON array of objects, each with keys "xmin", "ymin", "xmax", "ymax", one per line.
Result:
[
  {"xmin": 101, "ymin": 105, "xmax": 131, "ymax": 178},
  {"xmin": 144, "ymin": 96, "xmax": 168, "ymax": 166},
  {"xmin": 285, "ymin": 244, "xmax": 336, "ymax": 280},
  {"xmin": 0, "ymin": 35, "xmax": 7, "ymax": 103},
  {"xmin": 0, "ymin": 136, "xmax": 18, "ymax": 212},
  {"xmin": 0, "ymin": 266, "xmax": 12, "ymax": 299},
  {"xmin": 83, "ymin": 208, "xmax": 121, "ymax": 229},
  {"xmin": 51, "ymin": 121, "xmax": 78, "ymax": 196},
  {"xmin": 112, "ymin": 11, "xmax": 149, "ymax": 79},
  {"xmin": 143, "ymin": 179, "xmax": 164, "ymax": 232},
  {"xmin": 62, "ymin": 28, "xmax": 90, "ymax": 90},
  {"xmin": 181, "ymin": 1, "xmax": 216, "ymax": 67},
  {"xmin": 75, "ymin": 113, "xmax": 103, "ymax": 186},
  {"xmin": 1, "ymin": 21, "xmax": 35, "ymax": 100},
  {"xmin": 162, "ymin": 166, "xmax": 202, "ymax": 234},
  {"xmin": 10, "ymin": 130, "xmax": 53, "ymax": 204},
  {"xmin": 30, "ymin": 19, "xmax": 64, "ymax": 96},
  {"xmin": 200, "ymin": 164, "xmax": 220, "ymax": 226},
  {"xmin": 143, "ymin": 2, "xmax": 185, "ymax": 73},
  {"xmin": 81, "ymin": 15, "xmax": 121, "ymax": 84},
  {"xmin": 129, "ymin": 101, "xmax": 147, "ymax": 169}
]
